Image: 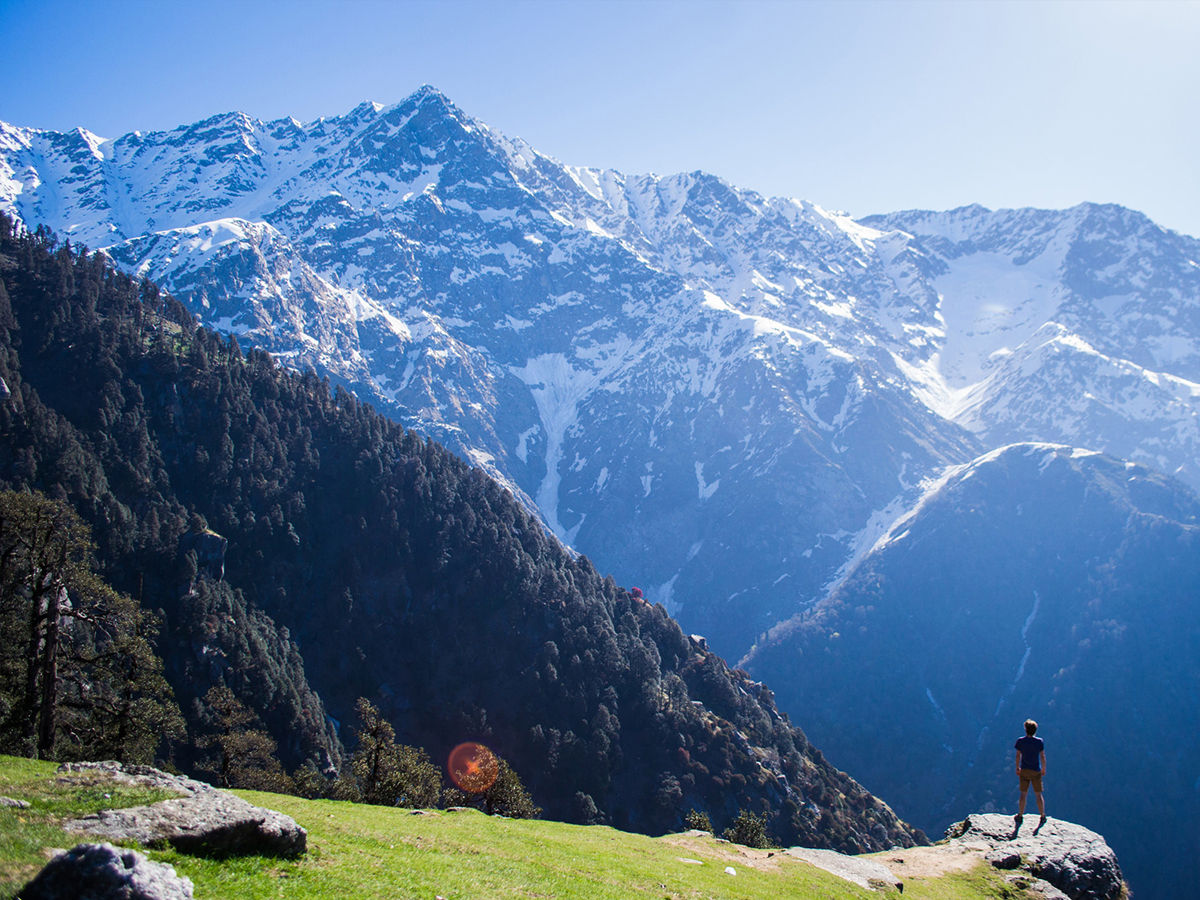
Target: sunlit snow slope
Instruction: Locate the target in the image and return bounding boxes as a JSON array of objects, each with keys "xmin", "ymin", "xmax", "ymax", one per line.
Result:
[{"xmin": 3, "ymin": 88, "xmax": 1200, "ymax": 662}]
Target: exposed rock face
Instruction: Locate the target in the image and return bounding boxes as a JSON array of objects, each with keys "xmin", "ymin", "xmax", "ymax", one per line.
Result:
[
  {"xmin": 179, "ymin": 529, "xmax": 228, "ymax": 580},
  {"xmin": 946, "ymin": 814, "xmax": 1125, "ymax": 900},
  {"xmin": 21, "ymin": 843, "xmax": 194, "ymax": 900},
  {"xmin": 62, "ymin": 762, "xmax": 306, "ymax": 858},
  {"xmin": 785, "ymin": 847, "xmax": 902, "ymax": 892}
]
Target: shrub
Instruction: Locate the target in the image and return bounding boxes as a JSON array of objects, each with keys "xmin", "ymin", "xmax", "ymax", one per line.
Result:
[
  {"xmin": 482, "ymin": 759, "xmax": 541, "ymax": 819},
  {"xmin": 723, "ymin": 809, "xmax": 773, "ymax": 848}
]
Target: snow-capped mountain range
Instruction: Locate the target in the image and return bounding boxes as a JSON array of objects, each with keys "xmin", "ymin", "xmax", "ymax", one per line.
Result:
[{"xmin": 3, "ymin": 86, "xmax": 1199, "ymax": 661}]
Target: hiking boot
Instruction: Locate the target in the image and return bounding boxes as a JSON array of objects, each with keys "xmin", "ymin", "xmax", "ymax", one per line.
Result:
[{"xmin": 1014, "ymin": 814, "xmax": 1023, "ymax": 825}]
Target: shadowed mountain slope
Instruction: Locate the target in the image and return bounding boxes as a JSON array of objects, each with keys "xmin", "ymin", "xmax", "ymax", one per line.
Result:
[
  {"xmin": 745, "ymin": 443, "xmax": 1200, "ymax": 897},
  {"xmin": 0, "ymin": 214, "xmax": 919, "ymax": 851}
]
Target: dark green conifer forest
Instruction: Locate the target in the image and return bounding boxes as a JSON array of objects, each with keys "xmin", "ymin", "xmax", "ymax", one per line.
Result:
[{"xmin": 0, "ymin": 213, "xmax": 918, "ymax": 851}]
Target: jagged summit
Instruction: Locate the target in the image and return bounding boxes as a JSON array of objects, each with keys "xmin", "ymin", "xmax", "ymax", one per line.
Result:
[{"xmin": 407, "ymin": 82, "xmax": 461, "ymax": 110}]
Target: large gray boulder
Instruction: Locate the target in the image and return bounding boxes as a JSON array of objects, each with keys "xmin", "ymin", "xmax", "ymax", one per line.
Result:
[
  {"xmin": 945, "ymin": 814, "xmax": 1125, "ymax": 900},
  {"xmin": 21, "ymin": 843, "xmax": 194, "ymax": 900},
  {"xmin": 62, "ymin": 762, "xmax": 306, "ymax": 859}
]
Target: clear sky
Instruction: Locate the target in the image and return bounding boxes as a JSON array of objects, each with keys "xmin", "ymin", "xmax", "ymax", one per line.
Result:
[{"xmin": 2, "ymin": 0, "xmax": 1197, "ymax": 237}]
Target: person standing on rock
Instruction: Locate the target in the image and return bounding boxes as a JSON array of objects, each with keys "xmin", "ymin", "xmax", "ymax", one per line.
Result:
[{"xmin": 1014, "ymin": 718, "xmax": 1046, "ymax": 826}]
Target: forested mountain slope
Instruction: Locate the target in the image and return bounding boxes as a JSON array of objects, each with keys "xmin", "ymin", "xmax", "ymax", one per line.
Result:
[{"xmin": 0, "ymin": 215, "xmax": 919, "ymax": 851}]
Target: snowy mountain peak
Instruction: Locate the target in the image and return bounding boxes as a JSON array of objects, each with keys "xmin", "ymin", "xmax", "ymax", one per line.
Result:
[
  {"xmin": 408, "ymin": 83, "xmax": 461, "ymax": 111},
  {"xmin": 2, "ymin": 89, "xmax": 1199, "ymax": 656}
]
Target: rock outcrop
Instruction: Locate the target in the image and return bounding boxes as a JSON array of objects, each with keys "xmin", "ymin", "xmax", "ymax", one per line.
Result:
[
  {"xmin": 786, "ymin": 812, "xmax": 1124, "ymax": 898},
  {"xmin": 179, "ymin": 528, "xmax": 228, "ymax": 580},
  {"xmin": 21, "ymin": 843, "xmax": 194, "ymax": 900},
  {"xmin": 62, "ymin": 762, "xmax": 306, "ymax": 858},
  {"xmin": 944, "ymin": 814, "xmax": 1125, "ymax": 900},
  {"xmin": 785, "ymin": 847, "xmax": 903, "ymax": 892}
]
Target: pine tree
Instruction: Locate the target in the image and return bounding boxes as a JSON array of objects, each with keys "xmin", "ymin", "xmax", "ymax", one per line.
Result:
[
  {"xmin": 349, "ymin": 697, "xmax": 399, "ymax": 805},
  {"xmin": 196, "ymin": 684, "xmax": 293, "ymax": 793},
  {"xmin": 350, "ymin": 698, "xmax": 441, "ymax": 808},
  {"xmin": 0, "ymin": 489, "xmax": 181, "ymax": 761},
  {"xmin": 56, "ymin": 598, "xmax": 184, "ymax": 764}
]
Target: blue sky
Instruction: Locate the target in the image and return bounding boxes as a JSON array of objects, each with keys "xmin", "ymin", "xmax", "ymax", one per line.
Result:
[{"xmin": 2, "ymin": 0, "xmax": 1197, "ymax": 237}]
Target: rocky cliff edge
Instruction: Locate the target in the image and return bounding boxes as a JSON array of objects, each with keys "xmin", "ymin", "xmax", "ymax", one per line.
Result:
[{"xmin": 802, "ymin": 813, "xmax": 1126, "ymax": 899}]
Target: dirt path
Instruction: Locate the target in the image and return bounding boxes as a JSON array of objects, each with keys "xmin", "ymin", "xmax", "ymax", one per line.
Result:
[{"xmin": 866, "ymin": 842, "xmax": 987, "ymax": 880}]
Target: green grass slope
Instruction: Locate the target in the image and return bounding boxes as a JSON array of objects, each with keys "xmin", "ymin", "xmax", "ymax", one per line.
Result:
[{"xmin": 0, "ymin": 755, "xmax": 1034, "ymax": 899}]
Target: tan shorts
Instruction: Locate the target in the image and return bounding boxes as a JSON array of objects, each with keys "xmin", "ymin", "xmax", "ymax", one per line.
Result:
[{"xmin": 1019, "ymin": 769, "xmax": 1043, "ymax": 792}]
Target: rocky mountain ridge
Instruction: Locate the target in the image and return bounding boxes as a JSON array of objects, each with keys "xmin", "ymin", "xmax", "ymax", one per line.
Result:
[{"xmin": 6, "ymin": 89, "xmax": 1199, "ymax": 665}]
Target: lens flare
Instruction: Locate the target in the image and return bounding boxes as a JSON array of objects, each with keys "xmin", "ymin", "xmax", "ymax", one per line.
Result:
[{"xmin": 447, "ymin": 742, "xmax": 499, "ymax": 793}]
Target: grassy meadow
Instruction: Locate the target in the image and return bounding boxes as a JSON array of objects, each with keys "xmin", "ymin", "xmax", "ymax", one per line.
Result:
[{"xmin": 0, "ymin": 755, "xmax": 1036, "ymax": 899}]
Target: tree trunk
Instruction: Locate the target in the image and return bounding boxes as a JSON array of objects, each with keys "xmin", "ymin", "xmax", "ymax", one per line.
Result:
[
  {"xmin": 21, "ymin": 567, "xmax": 53, "ymax": 752},
  {"xmin": 20, "ymin": 596, "xmax": 42, "ymax": 750},
  {"xmin": 36, "ymin": 584, "xmax": 65, "ymax": 758}
]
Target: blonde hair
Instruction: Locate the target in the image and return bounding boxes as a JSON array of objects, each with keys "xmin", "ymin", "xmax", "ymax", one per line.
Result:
[{"xmin": 1024, "ymin": 719, "xmax": 1038, "ymax": 736}]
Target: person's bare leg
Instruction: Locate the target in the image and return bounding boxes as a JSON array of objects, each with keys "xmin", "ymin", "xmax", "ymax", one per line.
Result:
[
  {"xmin": 1035, "ymin": 790, "xmax": 1045, "ymax": 820},
  {"xmin": 1017, "ymin": 786, "xmax": 1028, "ymax": 819}
]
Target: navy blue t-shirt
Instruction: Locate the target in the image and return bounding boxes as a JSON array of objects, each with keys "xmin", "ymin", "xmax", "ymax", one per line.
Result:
[{"xmin": 1015, "ymin": 735, "xmax": 1044, "ymax": 770}]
